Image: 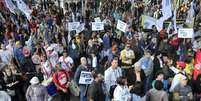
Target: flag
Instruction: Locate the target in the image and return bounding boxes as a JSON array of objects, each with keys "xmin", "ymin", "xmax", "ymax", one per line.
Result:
[
  {"xmin": 193, "ymin": 50, "xmax": 201, "ymax": 80},
  {"xmin": 141, "ymin": 15, "xmax": 157, "ymax": 29},
  {"xmin": 161, "ymin": 0, "xmax": 172, "ymax": 20},
  {"xmin": 155, "ymin": 0, "xmax": 172, "ymax": 32},
  {"xmin": 173, "ymin": 9, "xmax": 177, "ymax": 32},
  {"xmin": 5, "ymin": 0, "xmax": 16, "ymax": 14},
  {"xmin": 15, "ymin": 0, "xmax": 32, "ymax": 20},
  {"xmin": 185, "ymin": 1, "xmax": 195, "ymax": 28}
]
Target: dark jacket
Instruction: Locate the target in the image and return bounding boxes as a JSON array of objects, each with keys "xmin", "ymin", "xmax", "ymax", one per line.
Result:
[
  {"xmin": 74, "ymin": 65, "xmax": 92, "ymax": 96},
  {"xmin": 127, "ymin": 69, "xmax": 146, "ymax": 86},
  {"xmin": 87, "ymin": 81, "xmax": 105, "ymax": 101}
]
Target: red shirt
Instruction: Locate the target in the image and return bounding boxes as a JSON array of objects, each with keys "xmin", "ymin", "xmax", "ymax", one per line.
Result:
[{"xmin": 52, "ymin": 70, "xmax": 69, "ymax": 91}]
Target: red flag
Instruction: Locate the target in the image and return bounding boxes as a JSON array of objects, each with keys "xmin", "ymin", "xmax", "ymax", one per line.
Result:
[{"xmin": 193, "ymin": 50, "xmax": 201, "ymax": 80}]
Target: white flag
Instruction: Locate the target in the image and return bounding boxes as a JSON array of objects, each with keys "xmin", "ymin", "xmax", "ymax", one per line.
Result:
[
  {"xmin": 5, "ymin": 0, "xmax": 16, "ymax": 14},
  {"xmin": 15, "ymin": 0, "xmax": 33, "ymax": 20},
  {"xmin": 185, "ymin": 1, "xmax": 195, "ymax": 28},
  {"xmin": 161, "ymin": 0, "xmax": 172, "ymax": 20},
  {"xmin": 141, "ymin": 15, "xmax": 159, "ymax": 30},
  {"xmin": 173, "ymin": 9, "xmax": 177, "ymax": 33}
]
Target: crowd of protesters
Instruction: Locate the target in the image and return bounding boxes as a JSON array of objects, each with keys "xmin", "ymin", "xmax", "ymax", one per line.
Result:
[{"xmin": 0, "ymin": 0, "xmax": 201, "ymax": 101}]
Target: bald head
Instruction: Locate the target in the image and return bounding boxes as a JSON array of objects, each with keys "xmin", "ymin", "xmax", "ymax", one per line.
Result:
[{"xmin": 81, "ymin": 57, "xmax": 87, "ymax": 65}]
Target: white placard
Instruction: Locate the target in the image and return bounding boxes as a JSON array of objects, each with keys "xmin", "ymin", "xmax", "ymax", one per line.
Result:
[
  {"xmin": 94, "ymin": 17, "xmax": 101, "ymax": 22},
  {"xmin": 92, "ymin": 22, "xmax": 104, "ymax": 31},
  {"xmin": 117, "ymin": 20, "xmax": 127, "ymax": 33},
  {"xmin": 68, "ymin": 22, "xmax": 80, "ymax": 31},
  {"xmin": 79, "ymin": 71, "xmax": 93, "ymax": 84},
  {"xmin": 178, "ymin": 28, "xmax": 194, "ymax": 38},
  {"xmin": 76, "ymin": 23, "xmax": 85, "ymax": 33}
]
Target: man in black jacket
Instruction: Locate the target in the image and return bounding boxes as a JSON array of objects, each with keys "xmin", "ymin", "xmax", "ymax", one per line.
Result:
[{"xmin": 87, "ymin": 71, "xmax": 104, "ymax": 101}]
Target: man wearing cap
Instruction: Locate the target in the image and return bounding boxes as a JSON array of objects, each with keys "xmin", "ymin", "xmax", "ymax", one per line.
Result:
[
  {"xmin": 169, "ymin": 61, "xmax": 187, "ymax": 92},
  {"xmin": 26, "ymin": 76, "xmax": 48, "ymax": 101}
]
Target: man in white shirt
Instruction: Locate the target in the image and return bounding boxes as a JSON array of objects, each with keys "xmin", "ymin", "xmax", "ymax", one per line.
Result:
[
  {"xmin": 0, "ymin": 44, "xmax": 13, "ymax": 65},
  {"xmin": 104, "ymin": 58, "xmax": 122, "ymax": 101}
]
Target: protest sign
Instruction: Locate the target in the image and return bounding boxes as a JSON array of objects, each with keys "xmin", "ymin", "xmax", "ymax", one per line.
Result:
[
  {"xmin": 117, "ymin": 20, "xmax": 127, "ymax": 32},
  {"xmin": 92, "ymin": 22, "xmax": 104, "ymax": 31},
  {"xmin": 79, "ymin": 71, "xmax": 93, "ymax": 84},
  {"xmin": 68, "ymin": 22, "xmax": 80, "ymax": 31},
  {"xmin": 76, "ymin": 23, "xmax": 85, "ymax": 33},
  {"xmin": 178, "ymin": 28, "xmax": 194, "ymax": 38}
]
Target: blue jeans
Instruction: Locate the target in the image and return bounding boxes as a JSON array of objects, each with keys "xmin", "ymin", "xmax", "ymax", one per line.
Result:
[
  {"xmin": 144, "ymin": 74, "xmax": 153, "ymax": 92},
  {"xmin": 80, "ymin": 86, "xmax": 87, "ymax": 101},
  {"xmin": 80, "ymin": 94, "xmax": 87, "ymax": 101},
  {"xmin": 105, "ymin": 95, "xmax": 111, "ymax": 101},
  {"xmin": 163, "ymin": 80, "xmax": 169, "ymax": 91}
]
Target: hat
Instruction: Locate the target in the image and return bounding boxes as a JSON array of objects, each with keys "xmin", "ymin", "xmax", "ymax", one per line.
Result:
[
  {"xmin": 176, "ymin": 61, "xmax": 186, "ymax": 69},
  {"xmin": 15, "ymin": 41, "xmax": 21, "ymax": 46},
  {"xmin": 30, "ymin": 76, "xmax": 39, "ymax": 85},
  {"xmin": 47, "ymin": 46, "xmax": 53, "ymax": 51}
]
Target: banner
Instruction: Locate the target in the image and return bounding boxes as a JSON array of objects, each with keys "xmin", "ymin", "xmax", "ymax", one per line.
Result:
[
  {"xmin": 16, "ymin": 0, "xmax": 33, "ymax": 20},
  {"xmin": 5, "ymin": 0, "xmax": 16, "ymax": 14},
  {"xmin": 79, "ymin": 71, "xmax": 93, "ymax": 84},
  {"xmin": 92, "ymin": 22, "xmax": 104, "ymax": 31},
  {"xmin": 117, "ymin": 20, "xmax": 127, "ymax": 33},
  {"xmin": 178, "ymin": 28, "xmax": 194, "ymax": 38},
  {"xmin": 185, "ymin": 1, "xmax": 195, "ymax": 28},
  {"xmin": 68, "ymin": 22, "xmax": 80, "ymax": 31},
  {"xmin": 76, "ymin": 23, "xmax": 85, "ymax": 33}
]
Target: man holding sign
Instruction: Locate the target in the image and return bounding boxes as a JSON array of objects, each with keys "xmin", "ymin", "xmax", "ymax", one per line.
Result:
[{"xmin": 74, "ymin": 57, "xmax": 92, "ymax": 101}]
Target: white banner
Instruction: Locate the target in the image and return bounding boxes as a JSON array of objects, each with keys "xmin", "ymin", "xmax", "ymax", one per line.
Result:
[
  {"xmin": 92, "ymin": 22, "xmax": 104, "ymax": 31},
  {"xmin": 5, "ymin": 0, "xmax": 16, "ymax": 14},
  {"xmin": 16, "ymin": 0, "xmax": 33, "ymax": 20},
  {"xmin": 76, "ymin": 23, "xmax": 85, "ymax": 33},
  {"xmin": 117, "ymin": 20, "xmax": 127, "ymax": 32},
  {"xmin": 68, "ymin": 22, "xmax": 80, "ymax": 31},
  {"xmin": 94, "ymin": 17, "xmax": 101, "ymax": 22},
  {"xmin": 79, "ymin": 71, "xmax": 93, "ymax": 84},
  {"xmin": 178, "ymin": 28, "xmax": 194, "ymax": 38}
]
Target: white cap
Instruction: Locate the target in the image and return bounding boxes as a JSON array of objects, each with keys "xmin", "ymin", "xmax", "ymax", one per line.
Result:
[
  {"xmin": 47, "ymin": 46, "xmax": 53, "ymax": 51},
  {"xmin": 30, "ymin": 76, "xmax": 40, "ymax": 85}
]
